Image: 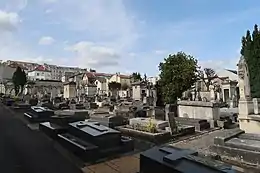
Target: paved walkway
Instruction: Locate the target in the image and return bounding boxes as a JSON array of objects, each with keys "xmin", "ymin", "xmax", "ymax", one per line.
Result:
[{"xmin": 0, "ymin": 104, "xmax": 83, "ymax": 173}]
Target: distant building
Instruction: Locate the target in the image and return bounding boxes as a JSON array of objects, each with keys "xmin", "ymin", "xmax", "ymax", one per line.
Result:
[
  {"xmin": 3, "ymin": 60, "xmax": 88, "ymax": 80},
  {"xmin": 27, "ymin": 65, "xmax": 52, "ymax": 81}
]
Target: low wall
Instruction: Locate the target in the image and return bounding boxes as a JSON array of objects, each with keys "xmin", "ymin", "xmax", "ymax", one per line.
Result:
[{"xmin": 177, "ymin": 101, "xmax": 220, "ymax": 121}]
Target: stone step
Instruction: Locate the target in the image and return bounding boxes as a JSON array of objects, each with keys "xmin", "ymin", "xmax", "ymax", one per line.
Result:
[
  {"xmin": 174, "ymin": 117, "xmax": 210, "ymax": 131},
  {"xmin": 238, "ymin": 133, "xmax": 260, "ymax": 141},
  {"xmin": 225, "ymin": 138, "xmax": 260, "ymax": 152}
]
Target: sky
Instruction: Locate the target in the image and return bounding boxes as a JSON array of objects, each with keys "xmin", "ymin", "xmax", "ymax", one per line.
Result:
[{"xmin": 0, "ymin": 0, "xmax": 259, "ymax": 76}]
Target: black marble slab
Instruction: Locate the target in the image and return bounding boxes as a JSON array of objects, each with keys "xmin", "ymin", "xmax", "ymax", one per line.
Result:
[
  {"xmin": 24, "ymin": 106, "xmax": 54, "ymax": 122},
  {"xmin": 68, "ymin": 121, "xmax": 121, "ymax": 149},
  {"xmin": 57, "ymin": 121, "xmax": 134, "ymax": 162},
  {"xmin": 140, "ymin": 146, "xmax": 235, "ymax": 173}
]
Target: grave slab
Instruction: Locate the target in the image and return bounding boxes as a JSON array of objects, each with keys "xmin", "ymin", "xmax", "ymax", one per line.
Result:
[
  {"xmin": 24, "ymin": 106, "xmax": 54, "ymax": 123},
  {"xmin": 58, "ymin": 121, "xmax": 134, "ymax": 162},
  {"xmin": 140, "ymin": 146, "xmax": 235, "ymax": 173}
]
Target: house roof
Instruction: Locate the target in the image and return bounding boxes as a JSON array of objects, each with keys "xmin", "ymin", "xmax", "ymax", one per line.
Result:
[{"xmin": 30, "ymin": 65, "xmax": 51, "ymax": 72}]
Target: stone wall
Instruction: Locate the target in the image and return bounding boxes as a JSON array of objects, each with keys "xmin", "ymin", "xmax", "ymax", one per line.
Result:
[{"xmin": 177, "ymin": 100, "xmax": 220, "ymax": 121}]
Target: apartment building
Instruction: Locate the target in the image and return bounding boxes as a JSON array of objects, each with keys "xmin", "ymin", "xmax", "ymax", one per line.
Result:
[{"xmin": 4, "ymin": 60, "xmax": 88, "ymax": 80}]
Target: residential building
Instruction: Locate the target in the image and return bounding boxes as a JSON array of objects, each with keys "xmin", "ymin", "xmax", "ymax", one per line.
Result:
[
  {"xmin": 3, "ymin": 60, "xmax": 88, "ymax": 80},
  {"xmin": 95, "ymin": 77, "xmax": 108, "ymax": 95},
  {"xmin": 27, "ymin": 65, "xmax": 52, "ymax": 81},
  {"xmin": 109, "ymin": 73, "xmax": 131, "ymax": 86}
]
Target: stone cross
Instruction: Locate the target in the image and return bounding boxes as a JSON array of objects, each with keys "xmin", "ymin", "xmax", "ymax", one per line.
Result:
[{"xmin": 238, "ymin": 56, "xmax": 251, "ymax": 100}]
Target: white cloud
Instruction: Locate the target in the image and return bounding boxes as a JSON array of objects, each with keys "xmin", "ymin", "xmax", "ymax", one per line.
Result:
[
  {"xmin": 0, "ymin": 10, "xmax": 21, "ymax": 32},
  {"xmin": 154, "ymin": 50, "xmax": 167, "ymax": 55},
  {"xmin": 0, "ymin": 0, "xmax": 27, "ymax": 12},
  {"xmin": 49, "ymin": 0, "xmax": 139, "ymax": 50},
  {"xmin": 66, "ymin": 41, "xmax": 120, "ymax": 69},
  {"xmin": 43, "ymin": 0, "xmax": 58, "ymax": 4},
  {"xmin": 38, "ymin": 36, "xmax": 55, "ymax": 45}
]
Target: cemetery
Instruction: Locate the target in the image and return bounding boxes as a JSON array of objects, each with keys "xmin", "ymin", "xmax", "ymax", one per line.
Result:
[{"xmin": 1, "ymin": 47, "xmax": 260, "ymax": 172}]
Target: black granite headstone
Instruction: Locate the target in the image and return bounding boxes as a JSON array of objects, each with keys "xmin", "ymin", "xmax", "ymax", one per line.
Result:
[
  {"xmin": 140, "ymin": 146, "xmax": 235, "ymax": 173},
  {"xmin": 58, "ymin": 121, "xmax": 134, "ymax": 161}
]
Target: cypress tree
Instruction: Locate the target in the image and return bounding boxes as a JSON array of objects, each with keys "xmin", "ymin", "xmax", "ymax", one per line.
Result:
[{"xmin": 241, "ymin": 24, "xmax": 260, "ymax": 97}]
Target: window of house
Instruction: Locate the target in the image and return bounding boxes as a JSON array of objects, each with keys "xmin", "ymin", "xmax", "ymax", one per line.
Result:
[{"xmin": 36, "ymin": 73, "xmax": 39, "ymax": 76}]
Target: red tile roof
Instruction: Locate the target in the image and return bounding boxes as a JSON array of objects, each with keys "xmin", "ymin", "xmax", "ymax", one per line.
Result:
[{"xmin": 32, "ymin": 65, "xmax": 51, "ymax": 72}]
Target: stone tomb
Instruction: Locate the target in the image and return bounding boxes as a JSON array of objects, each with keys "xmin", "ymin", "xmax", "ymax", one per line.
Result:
[
  {"xmin": 57, "ymin": 121, "xmax": 134, "ymax": 161},
  {"xmin": 2, "ymin": 97, "xmax": 15, "ymax": 106},
  {"xmin": 90, "ymin": 111, "xmax": 127, "ymax": 128},
  {"xmin": 170, "ymin": 113, "xmax": 210, "ymax": 131},
  {"xmin": 140, "ymin": 146, "xmax": 235, "ymax": 173},
  {"xmin": 177, "ymin": 101, "xmax": 221, "ymax": 128},
  {"xmin": 210, "ymin": 128, "xmax": 260, "ymax": 166},
  {"xmin": 129, "ymin": 117, "xmax": 168, "ymax": 130},
  {"xmin": 39, "ymin": 110, "xmax": 89, "ymax": 139},
  {"xmin": 12, "ymin": 102, "xmax": 31, "ymax": 111},
  {"xmin": 24, "ymin": 106, "xmax": 54, "ymax": 122}
]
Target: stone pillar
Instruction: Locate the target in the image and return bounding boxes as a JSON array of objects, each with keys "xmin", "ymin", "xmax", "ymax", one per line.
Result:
[{"xmin": 253, "ymin": 98, "xmax": 260, "ymax": 115}]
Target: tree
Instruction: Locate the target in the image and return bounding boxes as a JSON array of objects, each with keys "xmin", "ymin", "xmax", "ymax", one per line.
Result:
[
  {"xmin": 108, "ymin": 81, "xmax": 121, "ymax": 90},
  {"xmin": 131, "ymin": 72, "xmax": 142, "ymax": 82},
  {"xmin": 12, "ymin": 66, "xmax": 27, "ymax": 96},
  {"xmin": 108, "ymin": 81, "xmax": 121, "ymax": 98},
  {"xmin": 240, "ymin": 24, "xmax": 260, "ymax": 97},
  {"xmin": 121, "ymin": 83, "xmax": 129, "ymax": 90},
  {"xmin": 159, "ymin": 52, "xmax": 199, "ymax": 104},
  {"xmin": 198, "ymin": 68, "xmax": 217, "ymax": 91}
]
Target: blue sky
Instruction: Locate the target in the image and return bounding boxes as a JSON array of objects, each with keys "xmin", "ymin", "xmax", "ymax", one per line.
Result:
[{"xmin": 0, "ymin": 0, "xmax": 259, "ymax": 76}]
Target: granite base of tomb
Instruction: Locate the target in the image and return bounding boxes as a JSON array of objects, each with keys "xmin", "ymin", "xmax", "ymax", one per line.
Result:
[
  {"xmin": 57, "ymin": 121, "xmax": 134, "ymax": 162},
  {"xmin": 2, "ymin": 98, "xmax": 15, "ymax": 106},
  {"xmin": 90, "ymin": 113, "xmax": 127, "ymax": 128},
  {"xmin": 24, "ymin": 106, "xmax": 54, "ymax": 123},
  {"xmin": 12, "ymin": 102, "xmax": 31, "ymax": 112},
  {"xmin": 140, "ymin": 146, "xmax": 235, "ymax": 173},
  {"xmin": 210, "ymin": 128, "xmax": 260, "ymax": 166},
  {"xmin": 174, "ymin": 116, "xmax": 210, "ymax": 131},
  {"xmin": 39, "ymin": 122, "xmax": 67, "ymax": 139},
  {"xmin": 117, "ymin": 125, "xmax": 171, "ymax": 144}
]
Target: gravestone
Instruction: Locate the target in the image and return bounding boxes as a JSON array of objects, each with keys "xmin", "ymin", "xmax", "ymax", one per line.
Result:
[
  {"xmin": 24, "ymin": 106, "xmax": 54, "ymax": 122},
  {"xmin": 253, "ymin": 98, "xmax": 260, "ymax": 114},
  {"xmin": 90, "ymin": 111, "xmax": 127, "ymax": 128},
  {"xmin": 140, "ymin": 146, "xmax": 235, "ymax": 173},
  {"xmin": 58, "ymin": 121, "xmax": 134, "ymax": 161},
  {"xmin": 167, "ymin": 112, "xmax": 177, "ymax": 135}
]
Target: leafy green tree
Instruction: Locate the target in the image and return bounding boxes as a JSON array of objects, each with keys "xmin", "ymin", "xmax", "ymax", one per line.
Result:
[
  {"xmin": 131, "ymin": 72, "xmax": 142, "ymax": 82},
  {"xmin": 159, "ymin": 52, "xmax": 199, "ymax": 104},
  {"xmin": 12, "ymin": 66, "xmax": 27, "ymax": 96},
  {"xmin": 240, "ymin": 24, "xmax": 260, "ymax": 97}
]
